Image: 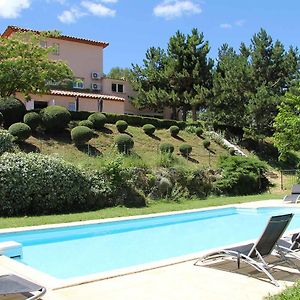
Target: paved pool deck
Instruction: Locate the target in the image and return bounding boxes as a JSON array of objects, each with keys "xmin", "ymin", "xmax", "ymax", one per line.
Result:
[{"xmin": 1, "ymin": 200, "xmax": 300, "ymax": 300}]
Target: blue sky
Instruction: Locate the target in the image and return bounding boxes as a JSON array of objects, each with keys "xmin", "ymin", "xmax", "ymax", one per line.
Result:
[{"xmin": 0, "ymin": 0, "xmax": 299, "ymax": 74}]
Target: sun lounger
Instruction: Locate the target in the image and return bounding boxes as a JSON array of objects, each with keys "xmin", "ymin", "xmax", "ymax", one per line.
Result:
[
  {"xmin": 283, "ymin": 184, "xmax": 300, "ymax": 203},
  {"xmin": 0, "ymin": 274, "xmax": 46, "ymax": 300},
  {"xmin": 195, "ymin": 213, "xmax": 294, "ymax": 286}
]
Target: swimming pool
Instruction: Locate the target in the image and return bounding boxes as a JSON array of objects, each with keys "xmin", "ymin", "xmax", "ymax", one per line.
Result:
[{"xmin": 1, "ymin": 206, "xmax": 300, "ymax": 280}]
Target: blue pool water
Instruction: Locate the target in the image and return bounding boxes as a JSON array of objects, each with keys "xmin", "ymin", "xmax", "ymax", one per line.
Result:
[{"xmin": 1, "ymin": 206, "xmax": 300, "ymax": 280}]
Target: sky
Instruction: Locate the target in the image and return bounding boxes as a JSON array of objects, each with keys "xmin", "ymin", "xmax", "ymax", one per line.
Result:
[{"xmin": 0, "ymin": 0, "xmax": 299, "ymax": 74}]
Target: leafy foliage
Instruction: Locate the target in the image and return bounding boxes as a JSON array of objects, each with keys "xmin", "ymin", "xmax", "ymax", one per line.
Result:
[
  {"xmin": 203, "ymin": 139, "xmax": 211, "ymax": 149},
  {"xmin": 142, "ymin": 123, "xmax": 156, "ymax": 135},
  {"xmin": 169, "ymin": 125, "xmax": 180, "ymax": 136},
  {"xmin": 8, "ymin": 122, "xmax": 31, "ymax": 142},
  {"xmin": 106, "ymin": 67, "xmax": 131, "ymax": 81},
  {"xmin": 0, "ymin": 130, "xmax": 15, "ymax": 155},
  {"xmin": 41, "ymin": 105, "xmax": 71, "ymax": 132},
  {"xmin": 78, "ymin": 120, "xmax": 94, "ymax": 129},
  {"xmin": 88, "ymin": 112, "xmax": 107, "ymax": 130},
  {"xmin": 71, "ymin": 126, "xmax": 94, "ymax": 145},
  {"xmin": 179, "ymin": 144, "xmax": 193, "ymax": 157},
  {"xmin": 215, "ymin": 156, "xmax": 270, "ymax": 195},
  {"xmin": 195, "ymin": 127, "xmax": 203, "ymax": 137},
  {"xmin": 116, "ymin": 120, "xmax": 128, "ymax": 133},
  {"xmin": 115, "ymin": 134, "xmax": 134, "ymax": 154},
  {"xmin": 160, "ymin": 143, "xmax": 175, "ymax": 154},
  {"xmin": 23, "ymin": 112, "xmax": 41, "ymax": 131},
  {"xmin": 0, "ymin": 97, "xmax": 26, "ymax": 127}
]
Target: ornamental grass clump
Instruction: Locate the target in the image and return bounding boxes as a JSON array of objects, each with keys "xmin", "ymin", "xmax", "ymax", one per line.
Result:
[
  {"xmin": 0, "ymin": 153, "xmax": 92, "ymax": 216},
  {"xmin": 41, "ymin": 105, "xmax": 71, "ymax": 133},
  {"xmin": 116, "ymin": 120, "xmax": 128, "ymax": 133},
  {"xmin": 169, "ymin": 125, "xmax": 180, "ymax": 137},
  {"xmin": 115, "ymin": 134, "xmax": 134, "ymax": 154},
  {"xmin": 0, "ymin": 130, "xmax": 15, "ymax": 155},
  {"xmin": 88, "ymin": 112, "xmax": 107, "ymax": 130},
  {"xmin": 179, "ymin": 144, "xmax": 192, "ymax": 157},
  {"xmin": 8, "ymin": 122, "xmax": 31, "ymax": 142},
  {"xmin": 71, "ymin": 126, "xmax": 94, "ymax": 145},
  {"xmin": 143, "ymin": 124, "xmax": 156, "ymax": 135},
  {"xmin": 23, "ymin": 112, "xmax": 41, "ymax": 131}
]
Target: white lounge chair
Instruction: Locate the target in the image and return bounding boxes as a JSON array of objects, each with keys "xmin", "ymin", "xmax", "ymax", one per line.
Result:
[
  {"xmin": 195, "ymin": 214, "xmax": 294, "ymax": 287},
  {"xmin": 0, "ymin": 274, "xmax": 46, "ymax": 300},
  {"xmin": 283, "ymin": 184, "xmax": 300, "ymax": 203}
]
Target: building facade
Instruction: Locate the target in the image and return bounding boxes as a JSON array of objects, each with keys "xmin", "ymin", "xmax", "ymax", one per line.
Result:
[{"xmin": 2, "ymin": 26, "xmax": 170, "ymax": 118}]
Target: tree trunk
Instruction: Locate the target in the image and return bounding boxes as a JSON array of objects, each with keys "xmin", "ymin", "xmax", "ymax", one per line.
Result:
[
  {"xmin": 182, "ymin": 107, "xmax": 187, "ymax": 121},
  {"xmin": 171, "ymin": 107, "xmax": 178, "ymax": 120},
  {"xmin": 192, "ymin": 105, "xmax": 197, "ymax": 121}
]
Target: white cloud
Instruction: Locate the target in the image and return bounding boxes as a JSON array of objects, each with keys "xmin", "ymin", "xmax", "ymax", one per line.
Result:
[
  {"xmin": 81, "ymin": 1, "xmax": 116, "ymax": 17},
  {"xmin": 220, "ymin": 23, "xmax": 232, "ymax": 29},
  {"xmin": 235, "ymin": 19, "xmax": 245, "ymax": 27},
  {"xmin": 58, "ymin": 7, "xmax": 86, "ymax": 24},
  {"xmin": 0, "ymin": 0, "xmax": 30, "ymax": 19},
  {"xmin": 101, "ymin": 0, "xmax": 118, "ymax": 3},
  {"xmin": 154, "ymin": 0, "xmax": 202, "ymax": 20}
]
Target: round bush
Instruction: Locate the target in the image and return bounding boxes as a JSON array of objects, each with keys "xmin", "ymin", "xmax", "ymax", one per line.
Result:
[
  {"xmin": 143, "ymin": 124, "xmax": 156, "ymax": 135},
  {"xmin": 23, "ymin": 112, "xmax": 41, "ymax": 131},
  {"xmin": 115, "ymin": 134, "xmax": 134, "ymax": 154},
  {"xmin": 160, "ymin": 143, "xmax": 174, "ymax": 154},
  {"xmin": 71, "ymin": 126, "xmax": 94, "ymax": 145},
  {"xmin": 88, "ymin": 113, "xmax": 107, "ymax": 130},
  {"xmin": 169, "ymin": 125, "xmax": 180, "ymax": 137},
  {"xmin": 203, "ymin": 139, "xmax": 211, "ymax": 149},
  {"xmin": 195, "ymin": 127, "xmax": 203, "ymax": 137},
  {"xmin": 0, "ymin": 112, "xmax": 3, "ymax": 126},
  {"xmin": 229, "ymin": 148, "xmax": 236, "ymax": 156},
  {"xmin": 179, "ymin": 144, "xmax": 192, "ymax": 157},
  {"xmin": 0, "ymin": 153, "xmax": 92, "ymax": 216},
  {"xmin": 41, "ymin": 105, "xmax": 71, "ymax": 132},
  {"xmin": 0, "ymin": 130, "xmax": 15, "ymax": 155},
  {"xmin": 8, "ymin": 122, "xmax": 31, "ymax": 142},
  {"xmin": 116, "ymin": 120, "xmax": 128, "ymax": 133},
  {"xmin": 78, "ymin": 120, "xmax": 94, "ymax": 129},
  {"xmin": 0, "ymin": 97, "xmax": 26, "ymax": 127}
]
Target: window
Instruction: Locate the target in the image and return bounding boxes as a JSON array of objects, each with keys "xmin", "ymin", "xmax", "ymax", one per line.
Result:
[
  {"xmin": 68, "ymin": 102, "xmax": 76, "ymax": 111},
  {"xmin": 73, "ymin": 79, "xmax": 84, "ymax": 89},
  {"xmin": 52, "ymin": 43, "xmax": 60, "ymax": 55},
  {"xmin": 112, "ymin": 83, "xmax": 124, "ymax": 93},
  {"xmin": 34, "ymin": 101, "xmax": 48, "ymax": 109}
]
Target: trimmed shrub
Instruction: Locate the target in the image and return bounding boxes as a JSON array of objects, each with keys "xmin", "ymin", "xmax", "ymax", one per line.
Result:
[
  {"xmin": 203, "ymin": 139, "xmax": 211, "ymax": 149},
  {"xmin": 41, "ymin": 105, "xmax": 71, "ymax": 132},
  {"xmin": 115, "ymin": 134, "xmax": 134, "ymax": 154},
  {"xmin": 8, "ymin": 122, "xmax": 31, "ymax": 142},
  {"xmin": 0, "ymin": 97, "xmax": 26, "ymax": 127},
  {"xmin": 169, "ymin": 125, "xmax": 180, "ymax": 137},
  {"xmin": 88, "ymin": 112, "xmax": 107, "ymax": 130},
  {"xmin": 179, "ymin": 144, "xmax": 192, "ymax": 157},
  {"xmin": 0, "ymin": 153, "xmax": 92, "ymax": 216},
  {"xmin": 71, "ymin": 126, "xmax": 94, "ymax": 145},
  {"xmin": 215, "ymin": 156, "xmax": 270, "ymax": 196},
  {"xmin": 229, "ymin": 148, "xmax": 236, "ymax": 156},
  {"xmin": 160, "ymin": 143, "xmax": 174, "ymax": 154},
  {"xmin": 116, "ymin": 120, "xmax": 128, "ymax": 133},
  {"xmin": 143, "ymin": 124, "xmax": 156, "ymax": 135},
  {"xmin": 78, "ymin": 120, "xmax": 94, "ymax": 129},
  {"xmin": 0, "ymin": 130, "xmax": 15, "ymax": 155},
  {"xmin": 195, "ymin": 127, "xmax": 203, "ymax": 137},
  {"xmin": 23, "ymin": 112, "xmax": 41, "ymax": 131},
  {"xmin": 0, "ymin": 112, "xmax": 3, "ymax": 126}
]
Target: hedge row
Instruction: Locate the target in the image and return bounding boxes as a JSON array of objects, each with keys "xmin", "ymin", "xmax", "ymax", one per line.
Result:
[{"xmin": 70, "ymin": 111, "xmax": 186, "ymax": 129}]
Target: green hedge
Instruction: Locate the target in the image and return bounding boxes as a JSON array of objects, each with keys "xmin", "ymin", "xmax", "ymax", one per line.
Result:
[
  {"xmin": 71, "ymin": 126, "xmax": 94, "ymax": 145},
  {"xmin": 41, "ymin": 105, "xmax": 71, "ymax": 132},
  {"xmin": 0, "ymin": 130, "xmax": 15, "ymax": 155},
  {"xmin": 70, "ymin": 111, "xmax": 186, "ymax": 129},
  {"xmin": 8, "ymin": 122, "xmax": 31, "ymax": 142}
]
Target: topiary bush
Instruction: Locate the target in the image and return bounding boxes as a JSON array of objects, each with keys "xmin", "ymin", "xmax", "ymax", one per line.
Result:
[
  {"xmin": 203, "ymin": 139, "xmax": 211, "ymax": 149},
  {"xmin": 115, "ymin": 134, "xmax": 134, "ymax": 154},
  {"xmin": 160, "ymin": 143, "xmax": 175, "ymax": 154},
  {"xmin": 0, "ymin": 97, "xmax": 26, "ymax": 127},
  {"xmin": 8, "ymin": 122, "xmax": 31, "ymax": 142},
  {"xmin": 169, "ymin": 125, "xmax": 180, "ymax": 137},
  {"xmin": 78, "ymin": 120, "xmax": 94, "ymax": 128},
  {"xmin": 143, "ymin": 124, "xmax": 156, "ymax": 135},
  {"xmin": 71, "ymin": 126, "xmax": 94, "ymax": 145},
  {"xmin": 0, "ymin": 130, "xmax": 15, "ymax": 155},
  {"xmin": 116, "ymin": 120, "xmax": 128, "ymax": 133},
  {"xmin": 215, "ymin": 156, "xmax": 270, "ymax": 196},
  {"xmin": 88, "ymin": 112, "xmax": 107, "ymax": 130},
  {"xmin": 229, "ymin": 148, "xmax": 236, "ymax": 156},
  {"xmin": 41, "ymin": 105, "xmax": 71, "ymax": 133},
  {"xmin": 0, "ymin": 153, "xmax": 93, "ymax": 216},
  {"xmin": 195, "ymin": 127, "xmax": 203, "ymax": 137},
  {"xmin": 179, "ymin": 144, "xmax": 192, "ymax": 157},
  {"xmin": 23, "ymin": 112, "xmax": 41, "ymax": 131}
]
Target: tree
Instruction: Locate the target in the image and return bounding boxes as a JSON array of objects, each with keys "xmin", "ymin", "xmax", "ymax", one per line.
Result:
[
  {"xmin": 107, "ymin": 67, "xmax": 131, "ymax": 81},
  {"xmin": 130, "ymin": 29, "xmax": 213, "ymax": 120},
  {"xmin": 273, "ymin": 86, "xmax": 300, "ymax": 158},
  {"xmin": 0, "ymin": 31, "xmax": 73, "ymax": 99}
]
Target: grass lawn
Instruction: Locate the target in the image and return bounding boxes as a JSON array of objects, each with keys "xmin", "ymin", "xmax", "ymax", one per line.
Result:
[
  {"xmin": 266, "ymin": 281, "xmax": 300, "ymax": 299},
  {"xmin": 0, "ymin": 193, "xmax": 283, "ymax": 229}
]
